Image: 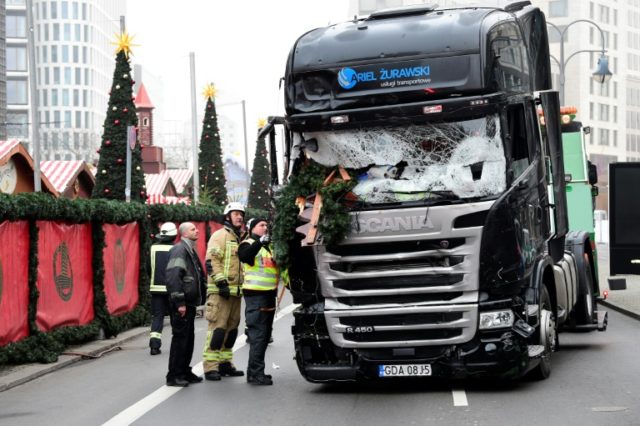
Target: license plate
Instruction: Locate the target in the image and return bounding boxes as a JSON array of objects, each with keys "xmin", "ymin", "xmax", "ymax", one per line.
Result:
[{"xmin": 378, "ymin": 364, "xmax": 432, "ymax": 377}]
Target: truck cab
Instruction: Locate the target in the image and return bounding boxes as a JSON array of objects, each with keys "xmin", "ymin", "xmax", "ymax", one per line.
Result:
[{"xmin": 262, "ymin": 2, "xmax": 605, "ymax": 382}]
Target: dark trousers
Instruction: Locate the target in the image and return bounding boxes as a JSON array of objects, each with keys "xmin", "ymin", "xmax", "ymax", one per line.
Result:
[
  {"xmin": 166, "ymin": 305, "xmax": 196, "ymax": 381},
  {"xmin": 245, "ymin": 293, "xmax": 276, "ymax": 379},
  {"xmin": 150, "ymin": 293, "xmax": 170, "ymax": 349}
]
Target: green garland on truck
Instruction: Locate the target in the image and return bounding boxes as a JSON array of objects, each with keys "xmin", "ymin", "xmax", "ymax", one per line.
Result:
[{"xmin": 273, "ymin": 160, "xmax": 356, "ymax": 270}]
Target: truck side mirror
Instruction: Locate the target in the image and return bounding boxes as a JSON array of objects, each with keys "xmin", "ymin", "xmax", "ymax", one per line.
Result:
[{"xmin": 588, "ymin": 161, "xmax": 598, "ymax": 185}]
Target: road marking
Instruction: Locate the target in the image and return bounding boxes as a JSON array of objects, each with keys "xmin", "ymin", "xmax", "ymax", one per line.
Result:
[
  {"xmin": 452, "ymin": 387, "xmax": 468, "ymax": 406},
  {"xmin": 102, "ymin": 303, "xmax": 298, "ymax": 426},
  {"xmin": 592, "ymin": 406, "xmax": 628, "ymax": 412}
]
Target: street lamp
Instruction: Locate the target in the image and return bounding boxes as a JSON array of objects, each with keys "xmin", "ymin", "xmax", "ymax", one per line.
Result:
[
  {"xmin": 217, "ymin": 100, "xmax": 249, "ymax": 174},
  {"xmin": 547, "ymin": 19, "xmax": 613, "ymax": 105}
]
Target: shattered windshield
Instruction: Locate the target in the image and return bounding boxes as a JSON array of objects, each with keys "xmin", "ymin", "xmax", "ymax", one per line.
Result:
[{"xmin": 300, "ymin": 114, "xmax": 506, "ymax": 204}]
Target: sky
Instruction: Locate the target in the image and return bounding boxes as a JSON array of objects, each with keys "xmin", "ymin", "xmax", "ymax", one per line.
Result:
[{"xmin": 127, "ymin": 0, "xmax": 351, "ymax": 169}]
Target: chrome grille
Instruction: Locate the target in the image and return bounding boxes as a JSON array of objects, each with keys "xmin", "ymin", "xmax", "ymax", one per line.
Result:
[{"xmin": 316, "ymin": 202, "xmax": 493, "ymax": 348}]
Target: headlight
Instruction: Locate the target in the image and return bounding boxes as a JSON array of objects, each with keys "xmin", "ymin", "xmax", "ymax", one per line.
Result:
[{"xmin": 479, "ymin": 310, "xmax": 515, "ymax": 330}]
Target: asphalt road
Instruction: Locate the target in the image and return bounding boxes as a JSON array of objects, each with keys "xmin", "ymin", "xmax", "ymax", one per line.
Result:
[{"xmin": 0, "ymin": 301, "xmax": 638, "ymax": 426}]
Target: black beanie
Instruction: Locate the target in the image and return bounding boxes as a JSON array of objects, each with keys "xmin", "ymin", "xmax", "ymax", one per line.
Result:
[{"xmin": 248, "ymin": 217, "xmax": 267, "ymax": 234}]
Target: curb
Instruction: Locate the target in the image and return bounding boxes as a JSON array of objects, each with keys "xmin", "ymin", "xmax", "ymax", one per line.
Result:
[
  {"xmin": 598, "ymin": 300, "xmax": 640, "ymax": 322},
  {"xmin": 0, "ymin": 326, "xmax": 148, "ymax": 393}
]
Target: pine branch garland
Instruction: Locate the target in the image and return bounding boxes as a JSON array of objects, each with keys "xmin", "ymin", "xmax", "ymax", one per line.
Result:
[{"xmin": 273, "ymin": 161, "xmax": 355, "ymax": 270}]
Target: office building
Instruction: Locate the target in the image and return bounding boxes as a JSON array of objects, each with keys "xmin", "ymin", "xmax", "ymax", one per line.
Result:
[{"xmin": 33, "ymin": 0, "xmax": 126, "ymax": 161}]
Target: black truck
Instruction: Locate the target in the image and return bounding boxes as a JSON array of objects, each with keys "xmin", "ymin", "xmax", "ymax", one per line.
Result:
[{"xmin": 260, "ymin": 2, "xmax": 607, "ymax": 382}]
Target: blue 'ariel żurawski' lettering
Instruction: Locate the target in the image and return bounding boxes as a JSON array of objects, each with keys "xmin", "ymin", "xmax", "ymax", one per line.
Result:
[{"xmin": 379, "ymin": 66, "xmax": 430, "ymax": 80}]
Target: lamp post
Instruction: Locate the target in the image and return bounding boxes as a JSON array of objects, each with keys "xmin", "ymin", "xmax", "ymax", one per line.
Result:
[
  {"xmin": 217, "ymin": 100, "xmax": 249, "ymax": 174},
  {"xmin": 547, "ymin": 19, "xmax": 613, "ymax": 106}
]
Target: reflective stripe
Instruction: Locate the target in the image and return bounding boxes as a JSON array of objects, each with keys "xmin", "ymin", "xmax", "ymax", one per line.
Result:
[
  {"xmin": 150, "ymin": 332, "xmax": 162, "ymax": 339},
  {"xmin": 203, "ymin": 353, "xmax": 220, "ymax": 361},
  {"xmin": 219, "ymin": 349, "xmax": 232, "ymax": 361},
  {"xmin": 243, "ymin": 247, "xmax": 279, "ymax": 291},
  {"xmin": 224, "ymin": 240, "xmax": 233, "ymax": 280},
  {"xmin": 150, "ymin": 245, "xmax": 172, "ymax": 293},
  {"xmin": 149, "ymin": 284, "xmax": 166, "ymax": 293},
  {"xmin": 206, "ymin": 284, "xmax": 242, "ymax": 296}
]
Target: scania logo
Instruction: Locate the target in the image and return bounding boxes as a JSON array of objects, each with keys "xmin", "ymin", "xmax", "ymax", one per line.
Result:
[
  {"xmin": 53, "ymin": 242, "xmax": 73, "ymax": 302},
  {"xmin": 338, "ymin": 67, "xmax": 358, "ymax": 89},
  {"xmin": 354, "ymin": 215, "xmax": 436, "ymax": 233},
  {"xmin": 114, "ymin": 239, "xmax": 126, "ymax": 294}
]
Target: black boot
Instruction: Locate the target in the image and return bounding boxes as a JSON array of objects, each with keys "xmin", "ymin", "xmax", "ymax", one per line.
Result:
[
  {"xmin": 219, "ymin": 362, "xmax": 244, "ymax": 377},
  {"xmin": 247, "ymin": 374, "xmax": 273, "ymax": 385},
  {"xmin": 166, "ymin": 378, "xmax": 189, "ymax": 387},
  {"xmin": 204, "ymin": 371, "xmax": 221, "ymax": 381}
]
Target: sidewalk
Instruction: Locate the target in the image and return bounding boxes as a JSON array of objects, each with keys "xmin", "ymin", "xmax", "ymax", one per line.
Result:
[
  {"xmin": 595, "ymin": 242, "xmax": 640, "ymax": 321},
  {"xmin": 1, "ymin": 243, "xmax": 639, "ymax": 392},
  {"xmin": 0, "ymin": 325, "xmax": 149, "ymax": 392}
]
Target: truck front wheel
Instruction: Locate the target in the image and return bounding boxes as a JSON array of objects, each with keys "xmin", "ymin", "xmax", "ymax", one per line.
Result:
[{"xmin": 529, "ymin": 284, "xmax": 557, "ymax": 380}]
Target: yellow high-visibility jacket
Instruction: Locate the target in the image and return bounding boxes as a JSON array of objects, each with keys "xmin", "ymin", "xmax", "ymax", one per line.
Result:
[{"xmin": 241, "ymin": 238, "xmax": 279, "ymax": 292}]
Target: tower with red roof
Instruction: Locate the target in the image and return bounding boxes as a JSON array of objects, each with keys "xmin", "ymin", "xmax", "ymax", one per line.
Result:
[{"xmin": 135, "ymin": 83, "xmax": 166, "ymax": 173}]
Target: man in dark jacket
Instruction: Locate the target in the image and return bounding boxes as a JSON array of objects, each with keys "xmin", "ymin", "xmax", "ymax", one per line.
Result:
[{"xmin": 165, "ymin": 222, "xmax": 206, "ymax": 387}]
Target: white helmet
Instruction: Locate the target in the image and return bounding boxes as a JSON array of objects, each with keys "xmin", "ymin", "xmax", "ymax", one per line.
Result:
[
  {"xmin": 159, "ymin": 222, "xmax": 177, "ymax": 237},
  {"xmin": 223, "ymin": 202, "xmax": 245, "ymax": 216}
]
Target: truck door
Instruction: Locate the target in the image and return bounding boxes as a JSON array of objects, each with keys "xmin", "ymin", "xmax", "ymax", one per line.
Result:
[{"xmin": 505, "ymin": 101, "xmax": 548, "ymax": 270}]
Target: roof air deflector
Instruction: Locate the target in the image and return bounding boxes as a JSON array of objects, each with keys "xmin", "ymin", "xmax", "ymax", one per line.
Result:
[{"xmin": 366, "ymin": 4, "xmax": 439, "ymax": 20}]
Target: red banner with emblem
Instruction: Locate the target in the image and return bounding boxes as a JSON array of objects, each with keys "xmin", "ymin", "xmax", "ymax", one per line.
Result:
[
  {"xmin": 103, "ymin": 223, "xmax": 140, "ymax": 316},
  {"xmin": 36, "ymin": 221, "xmax": 94, "ymax": 332},
  {"xmin": 0, "ymin": 221, "xmax": 30, "ymax": 346}
]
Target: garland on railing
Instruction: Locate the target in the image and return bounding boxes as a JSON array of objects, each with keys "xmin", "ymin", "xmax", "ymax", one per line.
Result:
[{"xmin": 272, "ymin": 160, "xmax": 356, "ymax": 270}]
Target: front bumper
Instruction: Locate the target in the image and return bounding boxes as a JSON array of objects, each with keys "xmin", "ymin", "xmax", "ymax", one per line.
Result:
[{"xmin": 295, "ymin": 330, "xmax": 533, "ymax": 383}]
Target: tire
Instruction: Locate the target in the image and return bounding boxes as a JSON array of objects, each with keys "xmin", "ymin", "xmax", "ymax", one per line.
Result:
[
  {"xmin": 575, "ymin": 253, "xmax": 595, "ymax": 325},
  {"xmin": 529, "ymin": 284, "xmax": 557, "ymax": 380}
]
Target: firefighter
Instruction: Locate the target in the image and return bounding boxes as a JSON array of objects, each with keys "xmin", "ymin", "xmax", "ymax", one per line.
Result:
[
  {"xmin": 239, "ymin": 218, "xmax": 279, "ymax": 385},
  {"xmin": 202, "ymin": 202, "xmax": 246, "ymax": 381},
  {"xmin": 149, "ymin": 222, "xmax": 177, "ymax": 355}
]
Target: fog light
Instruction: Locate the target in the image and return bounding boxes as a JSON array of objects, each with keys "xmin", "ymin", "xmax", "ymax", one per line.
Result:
[
  {"xmin": 479, "ymin": 310, "xmax": 514, "ymax": 330},
  {"xmin": 485, "ymin": 343, "xmax": 497, "ymax": 354}
]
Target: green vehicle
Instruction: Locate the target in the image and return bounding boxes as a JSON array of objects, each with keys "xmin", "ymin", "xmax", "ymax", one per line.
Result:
[{"xmin": 559, "ymin": 108, "xmax": 600, "ymax": 277}]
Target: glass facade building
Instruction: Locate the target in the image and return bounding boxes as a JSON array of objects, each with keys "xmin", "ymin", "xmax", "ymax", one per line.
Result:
[{"xmin": 3, "ymin": 0, "xmax": 125, "ymax": 159}]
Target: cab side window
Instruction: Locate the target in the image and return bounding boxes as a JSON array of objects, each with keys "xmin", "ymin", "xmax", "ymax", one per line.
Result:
[{"xmin": 506, "ymin": 104, "xmax": 531, "ymax": 180}]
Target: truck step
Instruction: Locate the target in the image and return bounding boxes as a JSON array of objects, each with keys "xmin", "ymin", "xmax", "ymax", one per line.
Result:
[
  {"xmin": 564, "ymin": 310, "xmax": 608, "ymax": 332},
  {"xmin": 528, "ymin": 345, "xmax": 544, "ymax": 358},
  {"xmin": 596, "ymin": 310, "xmax": 608, "ymax": 331}
]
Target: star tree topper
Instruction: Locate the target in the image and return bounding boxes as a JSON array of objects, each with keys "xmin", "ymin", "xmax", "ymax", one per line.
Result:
[
  {"xmin": 202, "ymin": 83, "xmax": 217, "ymax": 100},
  {"xmin": 111, "ymin": 31, "xmax": 137, "ymax": 58}
]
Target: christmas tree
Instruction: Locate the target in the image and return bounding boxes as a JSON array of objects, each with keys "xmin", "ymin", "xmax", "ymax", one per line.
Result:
[
  {"xmin": 92, "ymin": 33, "xmax": 145, "ymax": 202},
  {"xmin": 247, "ymin": 119, "xmax": 271, "ymax": 211},
  {"xmin": 198, "ymin": 84, "xmax": 227, "ymax": 206}
]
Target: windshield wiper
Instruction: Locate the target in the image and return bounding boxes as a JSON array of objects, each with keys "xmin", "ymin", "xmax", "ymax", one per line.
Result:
[
  {"xmin": 382, "ymin": 190, "xmax": 458, "ymax": 199},
  {"xmin": 425, "ymin": 190, "xmax": 457, "ymax": 199}
]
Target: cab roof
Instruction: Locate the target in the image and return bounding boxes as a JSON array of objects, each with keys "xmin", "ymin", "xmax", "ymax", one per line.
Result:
[{"xmin": 290, "ymin": 7, "xmax": 509, "ymax": 73}]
